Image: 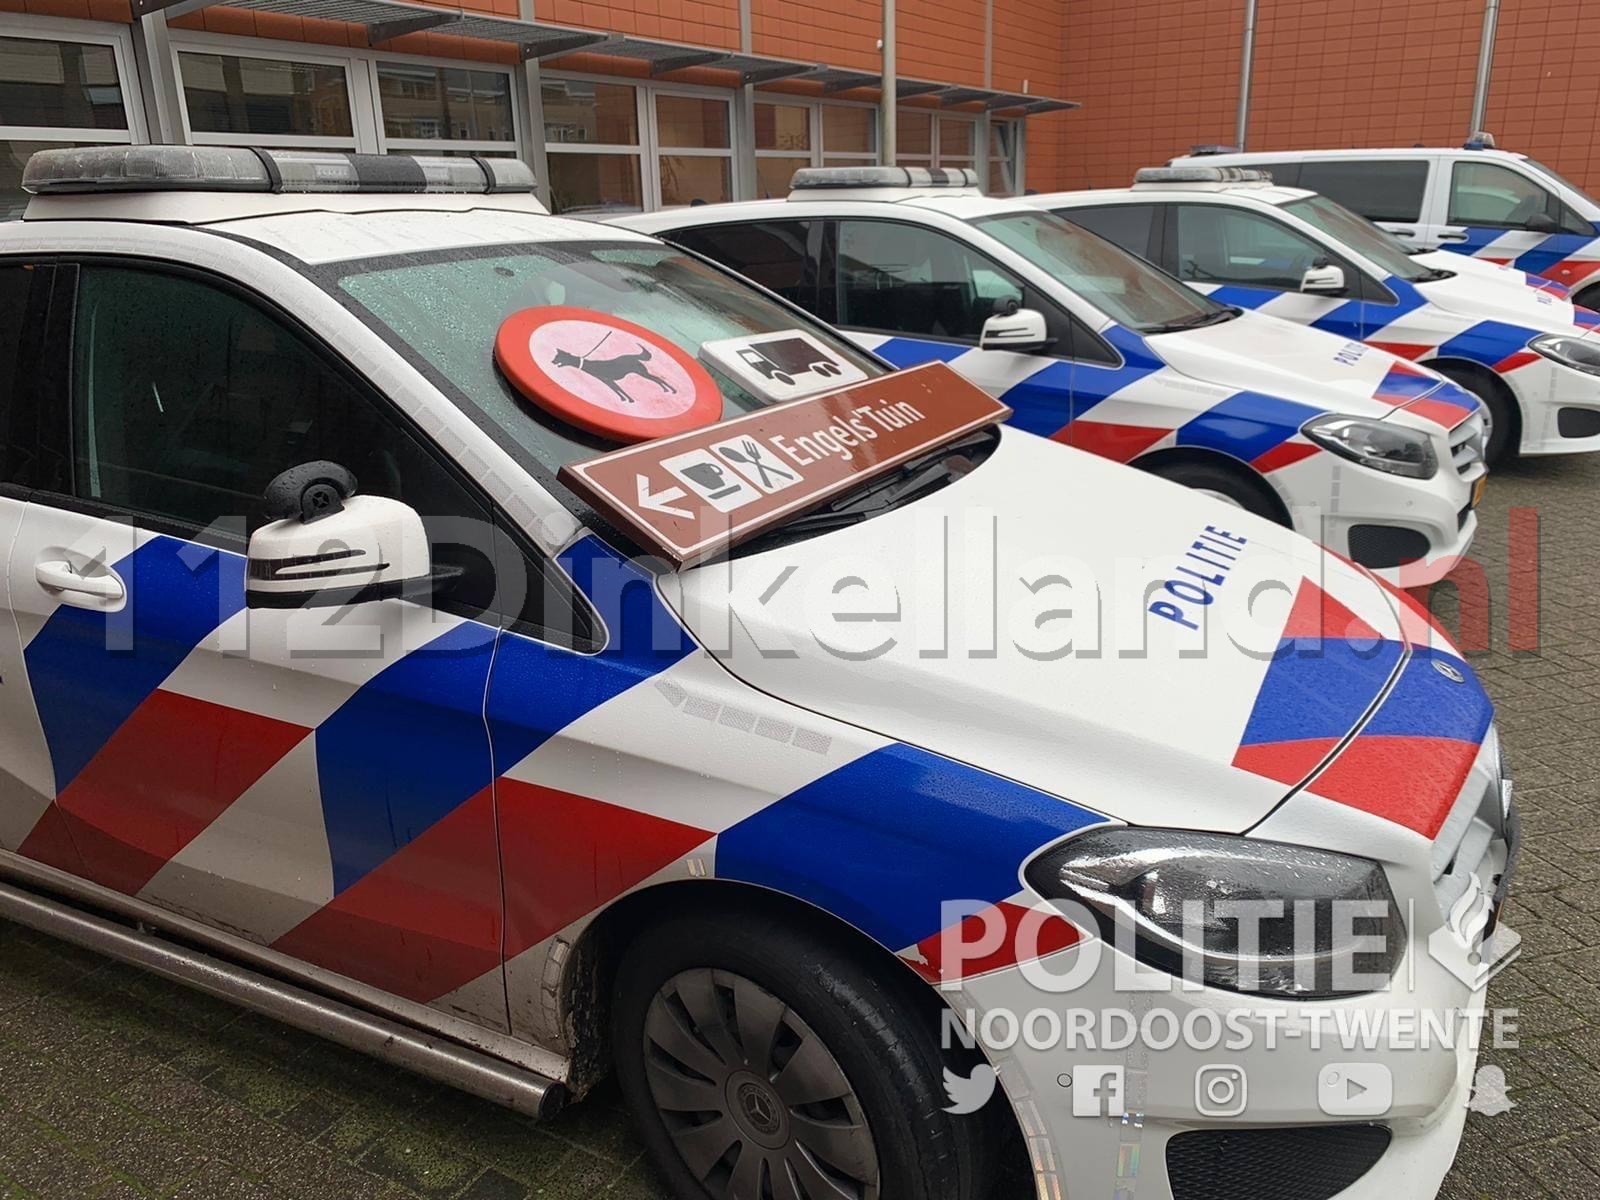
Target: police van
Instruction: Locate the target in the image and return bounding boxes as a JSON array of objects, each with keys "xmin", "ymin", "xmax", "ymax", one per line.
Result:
[
  {"xmin": 1172, "ymin": 138, "xmax": 1600, "ymax": 309},
  {"xmin": 616, "ymin": 167, "xmax": 1486, "ymax": 584},
  {"xmin": 1033, "ymin": 167, "xmax": 1600, "ymax": 463},
  {"xmin": 0, "ymin": 146, "xmax": 1514, "ymax": 1200}
]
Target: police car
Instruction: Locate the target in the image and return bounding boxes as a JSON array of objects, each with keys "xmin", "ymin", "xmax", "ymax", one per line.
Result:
[
  {"xmin": 1032, "ymin": 166, "xmax": 1600, "ymax": 464},
  {"xmin": 614, "ymin": 167, "xmax": 1487, "ymax": 585},
  {"xmin": 1171, "ymin": 138, "xmax": 1600, "ymax": 308},
  {"xmin": 0, "ymin": 146, "xmax": 1515, "ymax": 1200}
]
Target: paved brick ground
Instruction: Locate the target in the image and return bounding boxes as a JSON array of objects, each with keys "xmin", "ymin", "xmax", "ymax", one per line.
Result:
[{"xmin": 1, "ymin": 453, "xmax": 1599, "ymax": 1199}]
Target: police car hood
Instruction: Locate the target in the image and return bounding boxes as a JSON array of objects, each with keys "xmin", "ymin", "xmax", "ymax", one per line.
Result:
[
  {"xmin": 1412, "ymin": 263, "xmax": 1596, "ymax": 335},
  {"xmin": 1146, "ymin": 309, "xmax": 1460, "ymax": 422},
  {"xmin": 666, "ymin": 428, "xmax": 1416, "ymax": 833}
]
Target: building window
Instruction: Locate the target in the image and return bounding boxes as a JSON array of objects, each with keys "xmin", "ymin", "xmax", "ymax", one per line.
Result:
[
  {"xmin": 654, "ymin": 92, "xmax": 731, "ymax": 207},
  {"xmin": 755, "ymin": 100, "xmax": 810, "ymax": 198},
  {"xmin": 754, "ymin": 99, "xmax": 877, "ymax": 195},
  {"xmin": 178, "ymin": 51, "xmax": 355, "ymax": 145},
  {"xmin": 0, "ymin": 29, "xmax": 142, "ymax": 221},
  {"xmin": 542, "ymin": 78, "xmax": 644, "ymax": 214},
  {"xmin": 377, "ymin": 62, "xmax": 516, "ymax": 155},
  {"xmin": 990, "ymin": 120, "xmax": 1020, "ymax": 196},
  {"xmin": 895, "ymin": 110, "xmax": 978, "ymax": 174}
]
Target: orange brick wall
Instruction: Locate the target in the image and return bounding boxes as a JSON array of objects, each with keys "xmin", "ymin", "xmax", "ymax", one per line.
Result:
[
  {"xmin": 1247, "ymin": 0, "xmax": 1479, "ymax": 152},
  {"xmin": 1059, "ymin": 0, "xmax": 1244, "ymax": 190},
  {"xmin": 1485, "ymin": 0, "xmax": 1600, "ymax": 192}
]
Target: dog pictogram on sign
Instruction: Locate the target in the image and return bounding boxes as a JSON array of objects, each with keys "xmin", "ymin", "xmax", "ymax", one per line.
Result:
[{"xmin": 495, "ymin": 307, "xmax": 723, "ymax": 443}]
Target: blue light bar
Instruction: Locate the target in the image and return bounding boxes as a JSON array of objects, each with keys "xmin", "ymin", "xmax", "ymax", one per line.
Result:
[{"xmin": 23, "ymin": 146, "xmax": 537, "ymax": 196}]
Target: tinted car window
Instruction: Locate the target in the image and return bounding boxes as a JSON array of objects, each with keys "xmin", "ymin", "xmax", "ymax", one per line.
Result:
[
  {"xmin": 670, "ymin": 220, "xmax": 818, "ymax": 309},
  {"xmin": 1060, "ymin": 204, "xmax": 1160, "ymax": 262},
  {"xmin": 1174, "ymin": 204, "xmax": 1327, "ymax": 290},
  {"xmin": 0, "ymin": 263, "xmax": 41, "ymax": 486},
  {"xmin": 1298, "ymin": 159, "xmax": 1428, "ymax": 223},
  {"xmin": 1449, "ymin": 161, "xmax": 1556, "ymax": 229},
  {"xmin": 835, "ymin": 219, "xmax": 1023, "ymax": 341}
]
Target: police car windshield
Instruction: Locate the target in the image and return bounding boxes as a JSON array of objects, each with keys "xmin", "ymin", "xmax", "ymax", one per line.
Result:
[
  {"xmin": 1282, "ymin": 194, "xmax": 1432, "ymax": 282},
  {"xmin": 331, "ymin": 241, "xmax": 885, "ymax": 475},
  {"xmin": 973, "ymin": 209, "xmax": 1228, "ymax": 333}
]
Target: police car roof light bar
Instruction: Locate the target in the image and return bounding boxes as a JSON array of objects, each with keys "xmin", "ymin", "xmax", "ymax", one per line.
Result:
[
  {"xmin": 1133, "ymin": 165, "xmax": 1274, "ymax": 185},
  {"xmin": 789, "ymin": 165, "xmax": 982, "ymax": 191},
  {"xmin": 23, "ymin": 145, "xmax": 538, "ymax": 197}
]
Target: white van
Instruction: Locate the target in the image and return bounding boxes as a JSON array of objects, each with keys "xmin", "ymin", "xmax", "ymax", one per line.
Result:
[{"xmin": 1171, "ymin": 140, "xmax": 1600, "ymax": 307}]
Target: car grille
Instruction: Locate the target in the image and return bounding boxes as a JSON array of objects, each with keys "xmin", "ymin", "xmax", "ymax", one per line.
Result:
[
  {"xmin": 1432, "ymin": 736, "xmax": 1510, "ymax": 924},
  {"xmin": 1166, "ymin": 1125, "xmax": 1391, "ymax": 1200},
  {"xmin": 1450, "ymin": 414, "xmax": 1486, "ymax": 477}
]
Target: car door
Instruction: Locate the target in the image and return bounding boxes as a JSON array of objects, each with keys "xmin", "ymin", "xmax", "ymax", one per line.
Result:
[
  {"xmin": 1164, "ymin": 202, "xmax": 1373, "ymax": 341},
  {"xmin": 1295, "ymin": 158, "xmax": 1433, "ymax": 247},
  {"xmin": 1425, "ymin": 158, "xmax": 1597, "ymax": 275},
  {"xmin": 5, "ymin": 259, "xmax": 512, "ymax": 1031},
  {"xmin": 0, "ymin": 259, "xmax": 58, "ymax": 856}
]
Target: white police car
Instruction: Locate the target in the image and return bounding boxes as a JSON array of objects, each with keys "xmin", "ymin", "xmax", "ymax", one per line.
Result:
[
  {"xmin": 0, "ymin": 146, "xmax": 1514, "ymax": 1200},
  {"xmin": 614, "ymin": 167, "xmax": 1487, "ymax": 585},
  {"xmin": 1034, "ymin": 166, "xmax": 1600, "ymax": 463},
  {"xmin": 1171, "ymin": 138, "xmax": 1600, "ymax": 307}
]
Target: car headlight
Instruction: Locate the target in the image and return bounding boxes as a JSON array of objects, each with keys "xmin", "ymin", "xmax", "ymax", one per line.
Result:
[
  {"xmin": 1024, "ymin": 828, "xmax": 1406, "ymax": 998},
  {"xmin": 1302, "ymin": 414, "xmax": 1438, "ymax": 479},
  {"xmin": 1529, "ymin": 332, "xmax": 1600, "ymax": 377}
]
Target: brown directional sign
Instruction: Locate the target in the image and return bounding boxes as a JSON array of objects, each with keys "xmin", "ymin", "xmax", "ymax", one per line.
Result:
[{"xmin": 558, "ymin": 361, "xmax": 1012, "ymax": 567}]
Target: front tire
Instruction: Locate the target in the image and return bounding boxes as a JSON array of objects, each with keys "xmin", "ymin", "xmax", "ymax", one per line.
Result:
[{"xmin": 612, "ymin": 911, "xmax": 997, "ymax": 1200}]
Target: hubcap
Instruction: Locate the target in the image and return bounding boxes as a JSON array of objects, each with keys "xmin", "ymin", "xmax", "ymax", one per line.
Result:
[{"xmin": 642, "ymin": 968, "xmax": 880, "ymax": 1200}]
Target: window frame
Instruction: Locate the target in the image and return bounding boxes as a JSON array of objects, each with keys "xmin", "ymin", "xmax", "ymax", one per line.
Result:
[
  {"xmin": 0, "ymin": 18, "xmax": 148, "ymax": 145},
  {"xmin": 370, "ymin": 57, "xmax": 521, "ymax": 157}
]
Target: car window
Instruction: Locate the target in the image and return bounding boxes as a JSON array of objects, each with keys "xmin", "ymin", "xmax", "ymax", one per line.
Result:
[
  {"xmin": 1448, "ymin": 161, "xmax": 1558, "ymax": 229},
  {"xmin": 0, "ymin": 265, "xmax": 33, "ymax": 483},
  {"xmin": 1297, "ymin": 159, "xmax": 1428, "ymax": 223},
  {"xmin": 834, "ymin": 219, "xmax": 1023, "ymax": 341},
  {"xmin": 1173, "ymin": 204, "xmax": 1327, "ymax": 290},
  {"xmin": 669, "ymin": 220, "xmax": 818, "ymax": 310},
  {"xmin": 68, "ymin": 263, "xmax": 513, "ymax": 618},
  {"xmin": 1060, "ymin": 204, "xmax": 1160, "ymax": 262},
  {"xmin": 1281, "ymin": 194, "xmax": 1428, "ymax": 282},
  {"xmin": 331, "ymin": 241, "xmax": 884, "ymax": 477}
]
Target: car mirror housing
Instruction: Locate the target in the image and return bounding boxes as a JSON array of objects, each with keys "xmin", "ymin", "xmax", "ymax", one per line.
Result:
[
  {"xmin": 246, "ymin": 462, "xmax": 434, "ymax": 609},
  {"xmin": 1300, "ymin": 262, "xmax": 1348, "ymax": 296},
  {"xmin": 979, "ymin": 307, "xmax": 1054, "ymax": 353}
]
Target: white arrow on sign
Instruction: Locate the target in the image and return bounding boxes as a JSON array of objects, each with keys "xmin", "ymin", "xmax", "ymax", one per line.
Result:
[{"xmin": 636, "ymin": 473, "xmax": 694, "ymax": 519}]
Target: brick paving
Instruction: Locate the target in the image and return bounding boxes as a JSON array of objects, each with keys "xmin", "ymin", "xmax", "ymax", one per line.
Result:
[{"xmin": 1, "ymin": 453, "xmax": 1598, "ymax": 1199}]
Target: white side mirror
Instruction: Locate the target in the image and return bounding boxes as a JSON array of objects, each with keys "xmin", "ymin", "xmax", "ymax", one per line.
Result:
[
  {"xmin": 246, "ymin": 463, "xmax": 432, "ymax": 609},
  {"xmin": 979, "ymin": 307, "xmax": 1053, "ymax": 353},
  {"xmin": 1300, "ymin": 263, "xmax": 1347, "ymax": 296}
]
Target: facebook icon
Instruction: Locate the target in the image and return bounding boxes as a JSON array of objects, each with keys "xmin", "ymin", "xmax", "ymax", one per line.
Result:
[{"xmin": 1071, "ymin": 1066, "xmax": 1127, "ymax": 1118}]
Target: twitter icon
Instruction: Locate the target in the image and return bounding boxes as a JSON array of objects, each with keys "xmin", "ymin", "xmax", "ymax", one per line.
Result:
[{"xmin": 943, "ymin": 1064, "xmax": 998, "ymax": 1114}]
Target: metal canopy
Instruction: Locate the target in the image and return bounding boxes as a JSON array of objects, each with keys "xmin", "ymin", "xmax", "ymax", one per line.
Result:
[{"xmin": 126, "ymin": 0, "xmax": 1078, "ymax": 107}]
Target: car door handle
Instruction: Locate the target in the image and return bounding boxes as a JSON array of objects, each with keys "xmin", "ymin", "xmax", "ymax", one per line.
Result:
[
  {"xmin": 1436, "ymin": 231, "xmax": 1469, "ymax": 242},
  {"xmin": 35, "ymin": 559, "xmax": 125, "ymax": 604},
  {"xmin": 1390, "ymin": 229, "xmax": 1416, "ymax": 238}
]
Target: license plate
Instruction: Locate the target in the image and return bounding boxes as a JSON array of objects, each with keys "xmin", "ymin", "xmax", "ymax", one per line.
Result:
[{"xmin": 1472, "ymin": 475, "xmax": 1488, "ymax": 508}]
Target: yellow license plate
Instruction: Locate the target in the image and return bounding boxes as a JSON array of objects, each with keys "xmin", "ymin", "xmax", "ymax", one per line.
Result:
[{"xmin": 1473, "ymin": 475, "xmax": 1488, "ymax": 508}]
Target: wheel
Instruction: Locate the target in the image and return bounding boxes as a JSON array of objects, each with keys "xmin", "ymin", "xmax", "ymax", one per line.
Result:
[
  {"xmin": 1428, "ymin": 361, "xmax": 1517, "ymax": 465},
  {"xmin": 1144, "ymin": 459, "xmax": 1283, "ymax": 523},
  {"xmin": 1571, "ymin": 282, "xmax": 1600, "ymax": 314},
  {"xmin": 612, "ymin": 911, "xmax": 999, "ymax": 1200}
]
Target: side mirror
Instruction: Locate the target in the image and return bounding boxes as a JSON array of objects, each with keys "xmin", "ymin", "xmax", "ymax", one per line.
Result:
[
  {"xmin": 979, "ymin": 307, "xmax": 1054, "ymax": 353},
  {"xmin": 246, "ymin": 461, "xmax": 432, "ymax": 609},
  {"xmin": 1300, "ymin": 262, "xmax": 1347, "ymax": 296},
  {"xmin": 1526, "ymin": 212, "xmax": 1559, "ymax": 234}
]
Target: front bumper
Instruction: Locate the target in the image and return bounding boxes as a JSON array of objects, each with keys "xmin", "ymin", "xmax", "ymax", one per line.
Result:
[
  {"xmin": 1512, "ymin": 356, "xmax": 1600, "ymax": 456},
  {"xmin": 954, "ymin": 751, "xmax": 1516, "ymax": 1200},
  {"xmin": 1270, "ymin": 437, "xmax": 1483, "ymax": 588}
]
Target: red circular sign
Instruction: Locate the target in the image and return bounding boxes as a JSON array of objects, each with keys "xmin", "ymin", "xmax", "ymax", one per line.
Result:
[{"xmin": 494, "ymin": 307, "xmax": 723, "ymax": 443}]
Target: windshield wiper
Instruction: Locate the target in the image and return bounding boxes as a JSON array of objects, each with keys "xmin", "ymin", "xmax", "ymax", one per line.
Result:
[
  {"xmin": 733, "ymin": 429, "xmax": 999, "ymax": 555},
  {"xmin": 1143, "ymin": 306, "xmax": 1239, "ymax": 335}
]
